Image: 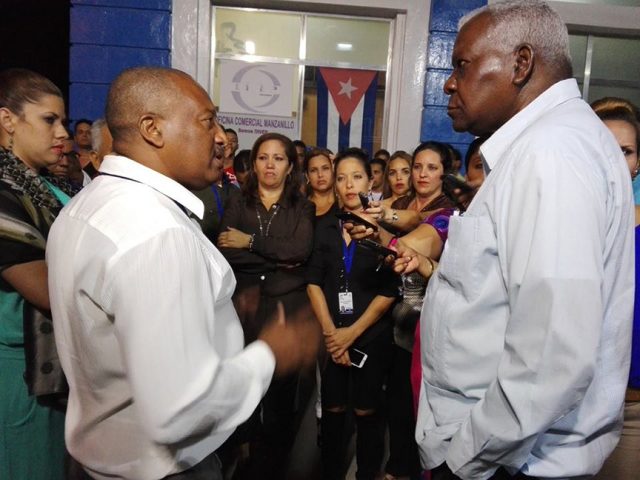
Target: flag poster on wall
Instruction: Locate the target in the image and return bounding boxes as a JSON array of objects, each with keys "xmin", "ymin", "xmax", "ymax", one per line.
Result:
[{"xmin": 316, "ymin": 67, "xmax": 377, "ymax": 155}]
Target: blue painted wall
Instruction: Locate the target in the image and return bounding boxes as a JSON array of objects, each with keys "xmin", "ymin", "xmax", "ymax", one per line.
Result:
[
  {"xmin": 69, "ymin": 0, "xmax": 171, "ymax": 123},
  {"xmin": 421, "ymin": 0, "xmax": 487, "ymax": 158}
]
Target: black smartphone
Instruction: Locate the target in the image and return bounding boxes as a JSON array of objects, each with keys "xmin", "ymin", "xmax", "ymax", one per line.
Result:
[
  {"xmin": 442, "ymin": 173, "xmax": 474, "ymax": 200},
  {"xmin": 349, "ymin": 348, "xmax": 368, "ymax": 368},
  {"xmin": 442, "ymin": 174, "xmax": 474, "ymax": 194},
  {"xmin": 335, "ymin": 211, "xmax": 378, "ymax": 232},
  {"xmin": 358, "ymin": 192, "xmax": 370, "ymax": 209},
  {"xmin": 357, "ymin": 238, "xmax": 398, "ymax": 259}
]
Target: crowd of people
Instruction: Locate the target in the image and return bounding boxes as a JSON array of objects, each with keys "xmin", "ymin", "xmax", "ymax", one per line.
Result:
[{"xmin": 0, "ymin": 1, "xmax": 639, "ymax": 480}]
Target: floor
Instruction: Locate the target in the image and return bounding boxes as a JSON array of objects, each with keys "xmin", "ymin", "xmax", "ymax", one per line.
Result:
[{"xmin": 283, "ymin": 382, "xmax": 380, "ymax": 480}]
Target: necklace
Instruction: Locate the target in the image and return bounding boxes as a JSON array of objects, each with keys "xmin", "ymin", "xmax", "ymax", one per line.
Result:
[{"xmin": 255, "ymin": 204, "xmax": 280, "ymax": 236}]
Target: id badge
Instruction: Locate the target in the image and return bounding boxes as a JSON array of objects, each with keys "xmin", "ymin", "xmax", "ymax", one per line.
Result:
[{"xmin": 338, "ymin": 291, "xmax": 354, "ymax": 315}]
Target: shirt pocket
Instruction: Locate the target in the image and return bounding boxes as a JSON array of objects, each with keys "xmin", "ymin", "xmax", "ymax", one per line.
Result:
[{"xmin": 436, "ymin": 214, "xmax": 496, "ymax": 302}]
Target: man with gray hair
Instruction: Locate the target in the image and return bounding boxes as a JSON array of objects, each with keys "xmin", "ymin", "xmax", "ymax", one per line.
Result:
[
  {"xmin": 76, "ymin": 118, "xmax": 113, "ymax": 179},
  {"xmin": 89, "ymin": 118, "xmax": 113, "ymax": 167},
  {"xmin": 412, "ymin": 1, "xmax": 634, "ymax": 479}
]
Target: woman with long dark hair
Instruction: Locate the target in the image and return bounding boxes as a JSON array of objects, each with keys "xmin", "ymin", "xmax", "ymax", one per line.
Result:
[
  {"xmin": 390, "ymin": 141, "xmax": 455, "ymax": 214},
  {"xmin": 305, "ymin": 147, "xmax": 336, "ymax": 219},
  {"xmin": 307, "ymin": 148, "xmax": 399, "ymax": 480},
  {"xmin": 218, "ymin": 132, "xmax": 315, "ymax": 478}
]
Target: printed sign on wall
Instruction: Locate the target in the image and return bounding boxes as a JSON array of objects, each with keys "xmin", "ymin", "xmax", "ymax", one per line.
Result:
[
  {"xmin": 217, "ymin": 113, "xmax": 299, "ymax": 151},
  {"xmin": 220, "ymin": 60, "xmax": 295, "ymax": 117}
]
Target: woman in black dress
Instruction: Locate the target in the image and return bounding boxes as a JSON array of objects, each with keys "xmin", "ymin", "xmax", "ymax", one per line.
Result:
[
  {"xmin": 307, "ymin": 148, "xmax": 399, "ymax": 480},
  {"xmin": 218, "ymin": 132, "xmax": 315, "ymax": 478}
]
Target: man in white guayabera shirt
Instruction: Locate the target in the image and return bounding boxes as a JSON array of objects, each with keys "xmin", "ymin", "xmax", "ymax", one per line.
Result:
[
  {"xmin": 47, "ymin": 67, "xmax": 318, "ymax": 480},
  {"xmin": 414, "ymin": 1, "xmax": 635, "ymax": 479}
]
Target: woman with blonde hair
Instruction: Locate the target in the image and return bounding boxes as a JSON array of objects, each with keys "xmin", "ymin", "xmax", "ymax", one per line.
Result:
[
  {"xmin": 592, "ymin": 96, "xmax": 640, "ymax": 480},
  {"xmin": 381, "ymin": 151, "xmax": 412, "ymax": 210}
]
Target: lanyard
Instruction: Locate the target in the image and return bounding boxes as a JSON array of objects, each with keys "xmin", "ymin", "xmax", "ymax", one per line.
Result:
[
  {"xmin": 342, "ymin": 238, "xmax": 356, "ymax": 276},
  {"xmin": 211, "ymin": 185, "xmax": 224, "ymax": 218},
  {"xmin": 100, "ymin": 172, "xmax": 192, "ymax": 218}
]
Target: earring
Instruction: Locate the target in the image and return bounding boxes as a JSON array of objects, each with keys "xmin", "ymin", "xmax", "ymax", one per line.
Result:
[
  {"xmin": 7, "ymin": 133, "xmax": 13, "ymax": 151},
  {"xmin": 633, "ymin": 165, "xmax": 639, "ymax": 180}
]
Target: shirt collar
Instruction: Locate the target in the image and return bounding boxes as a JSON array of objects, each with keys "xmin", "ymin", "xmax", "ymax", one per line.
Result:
[
  {"xmin": 99, "ymin": 155, "xmax": 205, "ymax": 219},
  {"xmin": 480, "ymin": 79, "xmax": 582, "ymax": 173}
]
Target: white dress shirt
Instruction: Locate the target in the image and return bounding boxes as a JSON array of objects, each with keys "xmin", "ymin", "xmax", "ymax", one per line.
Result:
[
  {"xmin": 416, "ymin": 79, "xmax": 635, "ymax": 479},
  {"xmin": 47, "ymin": 155, "xmax": 275, "ymax": 480}
]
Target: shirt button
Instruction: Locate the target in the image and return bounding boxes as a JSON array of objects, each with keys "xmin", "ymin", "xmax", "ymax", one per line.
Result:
[
  {"xmin": 41, "ymin": 362, "xmax": 53, "ymax": 374},
  {"xmin": 260, "ymin": 275, "xmax": 265, "ymax": 281}
]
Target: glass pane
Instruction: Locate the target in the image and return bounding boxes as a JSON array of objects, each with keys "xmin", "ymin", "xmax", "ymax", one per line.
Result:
[
  {"xmin": 557, "ymin": 0, "xmax": 640, "ymax": 6},
  {"xmin": 214, "ymin": 8, "xmax": 301, "ymax": 59},
  {"xmin": 307, "ymin": 16, "xmax": 390, "ymax": 68},
  {"xmin": 588, "ymin": 84, "xmax": 640, "ymax": 110},
  {"xmin": 569, "ymin": 34, "xmax": 587, "ymax": 82},
  {"xmin": 591, "ymin": 36, "xmax": 640, "ymax": 84}
]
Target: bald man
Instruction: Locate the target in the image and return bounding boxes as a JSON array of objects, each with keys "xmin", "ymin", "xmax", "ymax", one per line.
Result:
[{"xmin": 47, "ymin": 67, "xmax": 318, "ymax": 480}]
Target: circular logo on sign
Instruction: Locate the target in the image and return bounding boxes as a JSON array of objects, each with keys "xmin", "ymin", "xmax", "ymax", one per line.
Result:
[{"xmin": 231, "ymin": 65, "xmax": 281, "ymax": 113}]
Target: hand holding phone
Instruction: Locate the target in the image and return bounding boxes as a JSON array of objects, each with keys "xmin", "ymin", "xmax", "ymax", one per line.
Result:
[
  {"xmin": 335, "ymin": 211, "xmax": 378, "ymax": 232},
  {"xmin": 442, "ymin": 174, "xmax": 474, "ymax": 194},
  {"xmin": 358, "ymin": 192, "xmax": 370, "ymax": 209},
  {"xmin": 441, "ymin": 174, "xmax": 477, "ymax": 210},
  {"xmin": 349, "ymin": 348, "xmax": 368, "ymax": 368},
  {"xmin": 357, "ymin": 238, "xmax": 398, "ymax": 259}
]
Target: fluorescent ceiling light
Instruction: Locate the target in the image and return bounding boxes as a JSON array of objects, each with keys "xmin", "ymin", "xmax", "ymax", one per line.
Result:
[{"xmin": 336, "ymin": 43, "xmax": 353, "ymax": 51}]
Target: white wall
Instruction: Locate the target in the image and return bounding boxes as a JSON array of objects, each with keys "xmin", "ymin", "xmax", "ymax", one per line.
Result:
[
  {"xmin": 549, "ymin": 1, "xmax": 640, "ymax": 35},
  {"xmin": 172, "ymin": 0, "xmax": 431, "ymax": 152},
  {"xmin": 486, "ymin": 0, "xmax": 640, "ymax": 34}
]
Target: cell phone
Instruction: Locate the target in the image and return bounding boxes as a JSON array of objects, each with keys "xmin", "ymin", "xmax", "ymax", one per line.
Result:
[
  {"xmin": 357, "ymin": 238, "xmax": 398, "ymax": 259},
  {"xmin": 335, "ymin": 211, "xmax": 378, "ymax": 232},
  {"xmin": 349, "ymin": 348, "xmax": 368, "ymax": 368},
  {"xmin": 358, "ymin": 192, "xmax": 370, "ymax": 209},
  {"xmin": 442, "ymin": 174, "xmax": 474, "ymax": 200}
]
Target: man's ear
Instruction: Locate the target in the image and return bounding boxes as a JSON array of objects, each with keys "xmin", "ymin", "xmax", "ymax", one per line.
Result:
[
  {"xmin": 513, "ymin": 44, "xmax": 534, "ymax": 86},
  {"xmin": 0, "ymin": 107, "xmax": 16, "ymax": 135},
  {"xmin": 138, "ymin": 114, "xmax": 164, "ymax": 148}
]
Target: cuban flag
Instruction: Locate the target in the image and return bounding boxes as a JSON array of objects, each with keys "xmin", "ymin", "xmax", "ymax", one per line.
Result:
[{"xmin": 317, "ymin": 67, "xmax": 377, "ymax": 154}]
